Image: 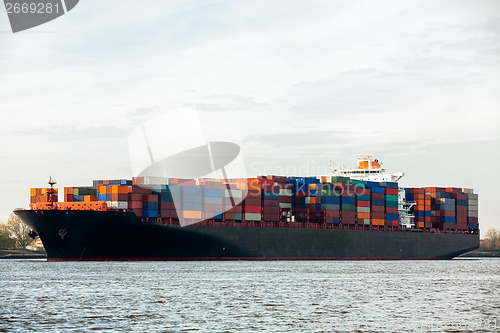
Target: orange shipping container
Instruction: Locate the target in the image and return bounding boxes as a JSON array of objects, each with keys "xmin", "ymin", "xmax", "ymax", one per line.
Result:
[
  {"xmin": 357, "ymin": 212, "xmax": 370, "ymax": 219},
  {"xmin": 183, "ymin": 210, "xmax": 202, "ymax": 219},
  {"xmin": 372, "ymin": 218, "xmax": 385, "ymax": 226},
  {"xmin": 118, "ymin": 186, "xmax": 129, "ymax": 194},
  {"xmin": 99, "ymin": 186, "xmax": 107, "ymax": 194}
]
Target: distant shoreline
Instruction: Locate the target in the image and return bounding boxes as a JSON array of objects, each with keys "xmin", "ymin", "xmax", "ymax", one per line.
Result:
[
  {"xmin": 459, "ymin": 250, "xmax": 500, "ymax": 258},
  {"xmin": 0, "ymin": 250, "xmax": 47, "ymax": 259},
  {"xmin": 0, "ymin": 250, "xmax": 497, "ymax": 260}
]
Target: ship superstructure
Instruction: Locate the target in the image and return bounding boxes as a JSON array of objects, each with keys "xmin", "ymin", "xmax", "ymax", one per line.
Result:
[{"xmin": 332, "ymin": 156, "xmax": 414, "ymax": 228}]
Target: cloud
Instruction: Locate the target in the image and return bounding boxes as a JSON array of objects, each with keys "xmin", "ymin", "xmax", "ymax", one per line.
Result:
[
  {"xmin": 16, "ymin": 125, "xmax": 128, "ymax": 140},
  {"xmin": 246, "ymin": 130, "xmax": 349, "ymax": 148},
  {"xmin": 183, "ymin": 94, "xmax": 266, "ymax": 112}
]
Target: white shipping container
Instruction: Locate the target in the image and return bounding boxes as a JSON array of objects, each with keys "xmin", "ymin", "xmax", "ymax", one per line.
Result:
[
  {"xmin": 467, "ymin": 211, "xmax": 478, "ymax": 218},
  {"xmin": 357, "ymin": 207, "xmax": 370, "ymax": 213},
  {"xmin": 117, "ymin": 201, "xmax": 128, "ymax": 209},
  {"xmin": 245, "ymin": 213, "xmax": 261, "ymax": 221},
  {"xmin": 279, "ymin": 203, "xmax": 292, "ymax": 209},
  {"xmin": 466, "ymin": 193, "xmax": 478, "ymax": 200},
  {"xmin": 279, "ymin": 189, "xmax": 292, "ymax": 196},
  {"xmin": 224, "ymin": 189, "xmax": 242, "ymax": 198},
  {"xmin": 142, "ymin": 176, "xmax": 171, "ymax": 185}
]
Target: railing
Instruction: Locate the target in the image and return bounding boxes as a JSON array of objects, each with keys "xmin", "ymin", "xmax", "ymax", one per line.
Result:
[{"xmin": 147, "ymin": 217, "xmax": 477, "ymax": 235}]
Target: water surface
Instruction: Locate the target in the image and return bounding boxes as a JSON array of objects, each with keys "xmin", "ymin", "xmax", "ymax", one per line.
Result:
[{"xmin": 1, "ymin": 259, "xmax": 498, "ymax": 332}]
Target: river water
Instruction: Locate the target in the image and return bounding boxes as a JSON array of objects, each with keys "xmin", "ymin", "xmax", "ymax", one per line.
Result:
[{"xmin": 0, "ymin": 259, "xmax": 498, "ymax": 332}]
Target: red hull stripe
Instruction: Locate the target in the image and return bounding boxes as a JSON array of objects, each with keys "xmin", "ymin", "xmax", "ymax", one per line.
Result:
[{"xmin": 47, "ymin": 257, "xmax": 445, "ymax": 262}]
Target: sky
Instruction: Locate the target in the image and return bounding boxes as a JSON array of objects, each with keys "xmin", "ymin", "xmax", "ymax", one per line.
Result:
[{"xmin": 0, "ymin": 0, "xmax": 499, "ymax": 235}]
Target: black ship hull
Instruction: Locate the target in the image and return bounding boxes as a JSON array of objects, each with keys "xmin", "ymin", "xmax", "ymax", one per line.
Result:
[{"xmin": 15, "ymin": 210, "xmax": 479, "ymax": 261}]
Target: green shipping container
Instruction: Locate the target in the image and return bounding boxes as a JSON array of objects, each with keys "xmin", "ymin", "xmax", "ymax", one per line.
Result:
[
  {"xmin": 331, "ymin": 176, "xmax": 350, "ymax": 183},
  {"xmin": 385, "ymin": 195, "xmax": 398, "ymax": 202},
  {"xmin": 341, "ymin": 203, "xmax": 355, "ymax": 211},
  {"xmin": 350, "ymin": 180, "xmax": 366, "ymax": 188}
]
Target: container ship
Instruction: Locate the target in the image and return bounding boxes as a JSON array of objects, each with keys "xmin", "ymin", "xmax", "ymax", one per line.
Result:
[{"xmin": 14, "ymin": 157, "xmax": 479, "ymax": 261}]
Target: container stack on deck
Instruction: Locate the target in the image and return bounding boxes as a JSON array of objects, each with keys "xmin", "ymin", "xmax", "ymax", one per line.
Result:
[
  {"xmin": 404, "ymin": 187, "xmax": 477, "ymax": 232},
  {"xmin": 29, "ymin": 175, "xmax": 478, "ymax": 232},
  {"xmin": 466, "ymin": 190, "xmax": 478, "ymax": 231},
  {"xmin": 405, "ymin": 188, "xmax": 431, "ymax": 228},
  {"xmin": 367, "ymin": 181, "xmax": 385, "ymax": 226},
  {"xmin": 30, "ymin": 187, "xmax": 58, "ymax": 204},
  {"xmin": 384, "ymin": 182, "xmax": 399, "ymax": 227},
  {"xmin": 354, "ymin": 182, "xmax": 370, "ymax": 226}
]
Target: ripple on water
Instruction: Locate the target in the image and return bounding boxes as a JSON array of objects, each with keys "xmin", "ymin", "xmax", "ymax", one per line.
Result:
[{"xmin": 0, "ymin": 259, "xmax": 499, "ymax": 332}]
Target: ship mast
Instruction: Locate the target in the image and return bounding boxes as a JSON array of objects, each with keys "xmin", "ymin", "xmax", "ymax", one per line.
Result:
[{"xmin": 47, "ymin": 176, "xmax": 57, "ymax": 210}]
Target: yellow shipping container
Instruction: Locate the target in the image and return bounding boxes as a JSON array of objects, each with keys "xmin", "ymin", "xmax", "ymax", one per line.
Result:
[{"xmin": 30, "ymin": 188, "xmax": 37, "ymax": 196}]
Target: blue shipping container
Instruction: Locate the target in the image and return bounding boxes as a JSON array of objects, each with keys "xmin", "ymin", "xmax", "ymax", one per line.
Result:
[
  {"xmin": 204, "ymin": 189, "xmax": 223, "ymax": 197},
  {"xmin": 341, "ymin": 196, "xmax": 355, "ymax": 204},
  {"xmin": 385, "ymin": 201, "xmax": 398, "ymax": 208},
  {"xmin": 386, "ymin": 213, "xmax": 399, "ymax": 220}
]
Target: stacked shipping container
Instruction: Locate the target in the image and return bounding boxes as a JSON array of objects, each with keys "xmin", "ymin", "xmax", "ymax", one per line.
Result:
[{"xmin": 29, "ymin": 176, "xmax": 478, "ymax": 232}]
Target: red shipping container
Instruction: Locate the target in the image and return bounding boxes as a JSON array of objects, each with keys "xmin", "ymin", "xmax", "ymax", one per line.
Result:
[
  {"xmin": 279, "ymin": 196, "xmax": 292, "ymax": 203},
  {"xmin": 226, "ymin": 205, "xmax": 243, "ymax": 213},
  {"xmin": 371, "ymin": 193, "xmax": 385, "ymax": 200},
  {"xmin": 117, "ymin": 193, "xmax": 128, "ymax": 201},
  {"xmin": 143, "ymin": 195, "xmax": 158, "ymax": 203},
  {"xmin": 160, "ymin": 209, "xmax": 177, "ymax": 218},
  {"xmin": 341, "ymin": 211, "xmax": 356, "ymax": 218},
  {"xmin": 130, "ymin": 186, "xmax": 152, "ymax": 194},
  {"xmin": 203, "ymin": 182, "xmax": 223, "ymax": 190},
  {"xmin": 263, "ymin": 200, "xmax": 279, "ymax": 207},
  {"xmin": 371, "ymin": 206, "xmax": 385, "ymax": 213},
  {"xmin": 325, "ymin": 210, "xmax": 340, "ymax": 218},
  {"xmin": 442, "ymin": 210, "xmax": 455, "ymax": 217},
  {"xmin": 263, "ymin": 213, "xmax": 280, "ymax": 222},
  {"xmin": 371, "ymin": 212, "xmax": 385, "ymax": 219},
  {"xmin": 129, "ymin": 201, "xmax": 143, "ymax": 209},
  {"xmin": 341, "ymin": 217, "xmax": 355, "ymax": 224},
  {"xmin": 204, "ymin": 204, "xmax": 223, "ymax": 212},
  {"xmin": 276, "ymin": 183, "xmax": 292, "ymax": 190},
  {"xmin": 263, "ymin": 206, "xmax": 279, "ymax": 214},
  {"xmin": 245, "ymin": 205, "xmax": 261, "ymax": 213},
  {"xmin": 357, "ymin": 200, "xmax": 370, "ymax": 207},
  {"xmin": 385, "ymin": 207, "xmax": 398, "ymax": 214},
  {"xmin": 129, "ymin": 193, "xmax": 144, "ymax": 201},
  {"xmin": 355, "ymin": 187, "xmax": 370, "ymax": 195},
  {"xmin": 384, "ymin": 188, "xmax": 398, "ymax": 195},
  {"xmin": 159, "ymin": 201, "xmax": 176, "ymax": 210},
  {"xmin": 243, "ymin": 197, "xmax": 261, "ymax": 206}
]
